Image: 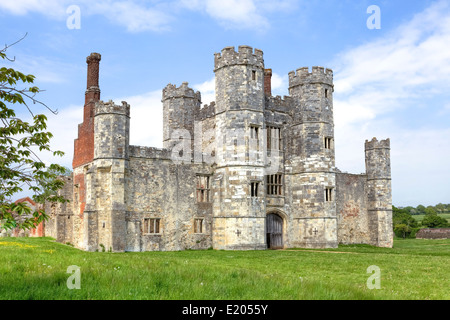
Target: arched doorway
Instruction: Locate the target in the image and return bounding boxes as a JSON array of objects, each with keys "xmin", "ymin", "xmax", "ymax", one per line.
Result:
[{"xmin": 266, "ymin": 213, "xmax": 283, "ymax": 249}]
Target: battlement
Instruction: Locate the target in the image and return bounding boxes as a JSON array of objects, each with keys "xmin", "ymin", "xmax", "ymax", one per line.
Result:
[
  {"xmin": 288, "ymin": 66, "xmax": 333, "ymax": 88},
  {"xmin": 129, "ymin": 145, "xmax": 171, "ymax": 160},
  {"xmin": 95, "ymin": 100, "xmax": 130, "ymax": 117},
  {"xmin": 265, "ymin": 95, "xmax": 293, "ymax": 113},
  {"xmin": 365, "ymin": 137, "xmax": 390, "ymax": 150},
  {"xmin": 162, "ymin": 82, "xmax": 201, "ymax": 102},
  {"xmin": 214, "ymin": 45, "xmax": 264, "ymax": 71},
  {"xmin": 195, "ymin": 101, "xmax": 216, "ymax": 120}
]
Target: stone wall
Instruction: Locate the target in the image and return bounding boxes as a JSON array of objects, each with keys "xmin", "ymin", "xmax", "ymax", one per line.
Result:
[
  {"xmin": 125, "ymin": 155, "xmax": 213, "ymax": 251},
  {"xmin": 365, "ymin": 138, "xmax": 393, "ymax": 247},
  {"xmin": 416, "ymin": 228, "xmax": 450, "ymax": 239},
  {"xmin": 336, "ymin": 172, "xmax": 371, "ymax": 244},
  {"xmin": 43, "ymin": 175, "xmax": 74, "ymax": 243}
]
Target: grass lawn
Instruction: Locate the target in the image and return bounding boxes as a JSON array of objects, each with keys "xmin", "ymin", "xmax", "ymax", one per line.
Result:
[{"xmin": 0, "ymin": 237, "xmax": 448, "ymax": 300}]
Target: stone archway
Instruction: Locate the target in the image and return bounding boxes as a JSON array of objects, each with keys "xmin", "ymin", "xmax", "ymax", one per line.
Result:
[{"xmin": 266, "ymin": 213, "xmax": 283, "ymax": 249}]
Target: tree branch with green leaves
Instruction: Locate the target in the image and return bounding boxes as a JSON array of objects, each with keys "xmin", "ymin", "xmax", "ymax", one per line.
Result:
[{"xmin": 0, "ymin": 34, "xmax": 69, "ymax": 232}]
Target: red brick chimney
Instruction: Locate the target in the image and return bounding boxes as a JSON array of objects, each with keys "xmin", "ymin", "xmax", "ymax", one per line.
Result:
[
  {"xmin": 72, "ymin": 53, "xmax": 101, "ymax": 169},
  {"xmin": 264, "ymin": 68, "xmax": 272, "ymax": 96}
]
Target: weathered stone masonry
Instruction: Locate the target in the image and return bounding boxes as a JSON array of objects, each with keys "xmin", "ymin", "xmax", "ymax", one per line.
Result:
[{"xmin": 49, "ymin": 45, "xmax": 393, "ymax": 251}]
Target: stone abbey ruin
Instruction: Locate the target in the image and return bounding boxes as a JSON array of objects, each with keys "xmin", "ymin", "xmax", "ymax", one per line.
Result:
[{"xmin": 43, "ymin": 45, "xmax": 393, "ymax": 252}]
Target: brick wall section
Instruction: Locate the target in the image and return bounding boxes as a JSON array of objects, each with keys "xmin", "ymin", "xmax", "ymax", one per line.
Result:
[
  {"xmin": 72, "ymin": 53, "xmax": 101, "ymax": 169},
  {"xmin": 71, "ymin": 53, "xmax": 101, "ymax": 248}
]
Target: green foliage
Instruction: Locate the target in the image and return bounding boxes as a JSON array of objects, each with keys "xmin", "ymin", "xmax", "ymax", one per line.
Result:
[
  {"xmin": 425, "ymin": 207, "xmax": 437, "ymax": 215},
  {"xmin": 422, "ymin": 214, "xmax": 449, "ymax": 228},
  {"xmin": 435, "ymin": 203, "xmax": 445, "ymax": 214},
  {"xmin": 394, "ymin": 224, "xmax": 410, "ymax": 239},
  {"xmin": 396, "ymin": 203, "xmax": 450, "ymax": 217},
  {"xmin": 392, "ymin": 206, "xmax": 419, "ymax": 238},
  {"xmin": 416, "ymin": 205, "xmax": 426, "ymax": 215},
  {"xmin": 0, "ymin": 35, "xmax": 68, "ymax": 231}
]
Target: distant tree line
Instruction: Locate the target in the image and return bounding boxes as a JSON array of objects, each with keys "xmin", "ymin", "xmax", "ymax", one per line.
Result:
[
  {"xmin": 399, "ymin": 203, "xmax": 450, "ymax": 215},
  {"xmin": 393, "ymin": 204, "xmax": 450, "ymax": 239}
]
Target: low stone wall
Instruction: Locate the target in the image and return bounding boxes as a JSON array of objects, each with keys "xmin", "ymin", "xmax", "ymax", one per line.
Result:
[{"xmin": 416, "ymin": 228, "xmax": 450, "ymax": 239}]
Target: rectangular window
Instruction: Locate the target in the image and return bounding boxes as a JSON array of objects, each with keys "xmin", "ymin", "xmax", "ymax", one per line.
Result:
[
  {"xmin": 250, "ymin": 125, "xmax": 260, "ymax": 153},
  {"xmin": 325, "ymin": 188, "xmax": 333, "ymax": 202},
  {"xmin": 196, "ymin": 175, "xmax": 210, "ymax": 203},
  {"xmin": 325, "ymin": 89, "xmax": 329, "ymax": 98},
  {"xmin": 252, "ymin": 70, "xmax": 256, "ymax": 81},
  {"xmin": 266, "ymin": 174, "xmax": 283, "ymax": 196},
  {"xmin": 267, "ymin": 126, "xmax": 281, "ymax": 151},
  {"xmin": 194, "ymin": 218, "xmax": 204, "ymax": 234},
  {"xmin": 324, "ymin": 137, "xmax": 332, "ymax": 149},
  {"xmin": 143, "ymin": 218, "xmax": 160, "ymax": 234},
  {"xmin": 250, "ymin": 182, "xmax": 259, "ymax": 197}
]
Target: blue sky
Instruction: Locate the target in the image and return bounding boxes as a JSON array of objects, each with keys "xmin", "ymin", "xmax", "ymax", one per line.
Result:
[{"xmin": 1, "ymin": 0, "xmax": 449, "ymax": 207}]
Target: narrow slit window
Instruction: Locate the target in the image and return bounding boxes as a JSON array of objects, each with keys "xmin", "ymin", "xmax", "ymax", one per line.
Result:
[
  {"xmin": 325, "ymin": 89, "xmax": 329, "ymax": 98},
  {"xmin": 194, "ymin": 218, "xmax": 204, "ymax": 233},
  {"xmin": 250, "ymin": 125, "xmax": 260, "ymax": 151},
  {"xmin": 325, "ymin": 188, "xmax": 333, "ymax": 202},
  {"xmin": 252, "ymin": 70, "xmax": 256, "ymax": 81},
  {"xmin": 324, "ymin": 137, "xmax": 332, "ymax": 149},
  {"xmin": 251, "ymin": 182, "xmax": 259, "ymax": 197}
]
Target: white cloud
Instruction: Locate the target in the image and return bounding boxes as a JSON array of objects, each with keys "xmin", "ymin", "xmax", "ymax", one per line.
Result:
[
  {"xmin": 0, "ymin": 0, "xmax": 172, "ymax": 32},
  {"xmin": 86, "ymin": 1, "xmax": 172, "ymax": 32},
  {"xmin": 203, "ymin": 0, "xmax": 268, "ymax": 30},
  {"xmin": 332, "ymin": 0, "xmax": 450, "ymax": 206},
  {"xmin": 115, "ymin": 90, "xmax": 164, "ymax": 148},
  {"xmin": 180, "ymin": 0, "xmax": 296, "ymax": 30},
  {"xmin": 270, "ymin": 72, "xmax": 288, "ymax": 96},
  {"xmin": 192, "ymin": 77, "xmax": 215, "ymax": 106},
  {"xmin": 333, "ymin": 0, "xmax": 450, "ymax": 102},
  {"xmin": 0, "ymin": 0, "xmax": 67, "ymax": 18},
  {"xmin": 0, "ymin": 0, "xmax": 296, "ymax": 32},
  {"xmin": 38, "ymin": 104, "xmax": 83, "ymax": 169}
]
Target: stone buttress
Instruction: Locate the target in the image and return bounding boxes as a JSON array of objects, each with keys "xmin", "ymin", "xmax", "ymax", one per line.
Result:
[{"xmin": 365, "ymin": 138, "xmax": 393, "ymax": 247}]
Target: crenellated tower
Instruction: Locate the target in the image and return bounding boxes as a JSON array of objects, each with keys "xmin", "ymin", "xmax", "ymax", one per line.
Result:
[
  {"xmin": 212, "ymin": 45, "xmax": 267, "ymax": 250},
  {"xmin": 83, "ymin": 100, "xmax": 130, "ymax": 252},
  {"xmin": 162, "ymin": 82, "xmax": 201, "ymax": 159},
  {"xmin": 287, "ymin": 66, "xmax": 337, "ymax": 248},
  {"xmin": 365, "ymin": 138, "xmax": 393, "ymax": 247}
]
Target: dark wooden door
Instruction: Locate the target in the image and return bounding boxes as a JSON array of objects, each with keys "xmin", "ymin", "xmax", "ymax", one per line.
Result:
[{"xmin": 266, "ymin": 214, "xmax": 283, "ymax": 249}]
